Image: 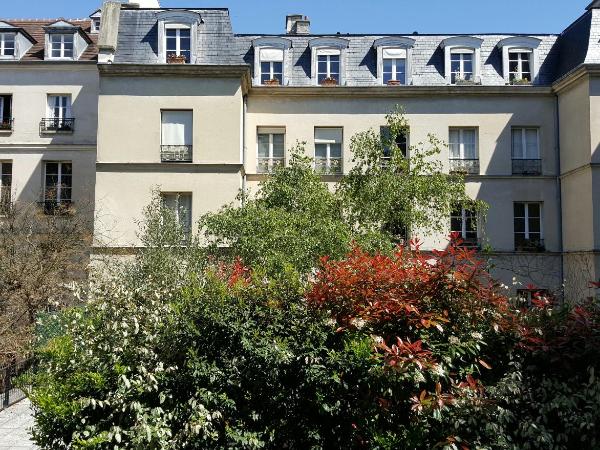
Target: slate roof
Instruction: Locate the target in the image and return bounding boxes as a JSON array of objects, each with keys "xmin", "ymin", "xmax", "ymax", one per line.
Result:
[
  {"xmin": 113, "ymin": 8, "xmax": 244, "ymax": 65},
  {"xmin": 1, "ymin": 19, "xmax": 97, "ymax": 61}
]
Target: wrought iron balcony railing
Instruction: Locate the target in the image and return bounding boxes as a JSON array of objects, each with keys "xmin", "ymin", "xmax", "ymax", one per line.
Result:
[
  {"xmin": 161, "ymin": 145, "xmax": 193, "ymax": 162},
  {"xmin": 515, "ymin": 237, "xmax": 545, "ymax": 252},
  {"xmin": 456, "ymin": 236, "xmax": 480, "ymax": 248},
  {"xmin": 40, "ymin": 118, "xmax": 75, "ymax": 133},
  {"xmin": 315, "ymin": 157, "xmax": 343, "ymax": 175},
  {"xmin": 257, "ymin": 157, "xmax": 284, "ymax": 174},
  {"xmin": 512, "ymin": 159, "xmax": 542, "ymax": 175},
  {"xmin": 0, "ymin": 118, "xmax": 13, "ymax": 131},
  {"xmin": 449, "ymin": 158, "xmax": 480, "ymax": 175}
]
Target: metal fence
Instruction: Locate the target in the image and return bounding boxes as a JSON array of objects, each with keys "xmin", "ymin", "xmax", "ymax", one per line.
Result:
[{"xmin": 0, "ymin": 358, "xmax": 35, "ymax": 411}]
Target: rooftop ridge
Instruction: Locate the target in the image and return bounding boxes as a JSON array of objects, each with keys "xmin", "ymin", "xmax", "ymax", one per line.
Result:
[{"xmin": 1, "ymin": 18, "xmax": 91, "ymax": 22}]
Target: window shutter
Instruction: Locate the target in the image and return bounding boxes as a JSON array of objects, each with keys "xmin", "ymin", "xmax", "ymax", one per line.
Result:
[{"xmin": 316, "ymin": 48, "xmax": 341, "ymax": 56}]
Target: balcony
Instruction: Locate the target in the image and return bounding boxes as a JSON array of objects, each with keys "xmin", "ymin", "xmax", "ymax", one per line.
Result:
[
  {"xmin": 40, "ymin": 118, "xmax": 75, "ymax": 134},
  {"xmin": 0, "ymin": 118, "xmax": 13, "ymax": 132},
  {"xmin": 449, "ymin": 158, "xmax": 480, "ymax": 175},
  {"xmin": 257, "ymin": 157, "xmax": 284, "ymax": 174},
  {"xmin": 515, "ymin": 237, "xmax": 545, "ymax": 252},
  {"xmin": 315, "ymin": 157, "xmax": 342, "ymax": 175},
  {"xmin": 160, "ymin": 145, "xmax": 193, "ymax": 163},
  {"xmin": 512, "ymin": 159, "xmax": 542, "ymax": 176}
]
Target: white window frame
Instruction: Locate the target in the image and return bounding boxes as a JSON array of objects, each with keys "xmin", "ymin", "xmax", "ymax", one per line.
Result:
[
  {"xmin": 157, "ymin": 11, "xmax": 200, "ymax": 64},
  {"xmin": 497, "ymin": 37, "xmax": 541, "ymax": 84},
  {"xmin": 450, "ymin": 50, "xmax": 474, "ymax": 83},
  {"xmin": 252, "ymin": 38, "xmax": 291, "ymax": 86},
  {"xmin": 512, "ymin": 127, "xmax": 540, "ymax": 160},
  {"xmin": 450, "ymin": 207, "xmax": 478, "ymax": 240},
  {"xmin": 44, "ymin": 161, "xmax": 72, "ymax": 204},
  {"xmin": 449, "ymin": 128, "xmax": 478, "ymax": 160},
  {"xmin": 508, "ymin": 49, "xmax": 533, "ymax": 82},
  {"xmin": 382, "ymin": 57, "xmax": 406, "ymax": 84},
  {"xmin": 91, "ymin": 17, "xmax": 101, "ymax": 34},
  {"xmin": 165, "ymin": 24, "xmax": 191, "ymax": 62},
  {"xmin": 441, "ymin": 36, "xmax": 483, "ymax": 84},
  {"xmin": 47, "ymin": 95, "xmax": 72, "ymax": 120},
  {"xmin": 47, "ymin": 33, "xmax": 75, "ymax": 60},
  {"xmin": 373, "ymin": 37, "xmax": 415, "ymax": 86},
  {"xmin": 257, "ymin": 129, "xmax": 285, "ymax": 173},
  {"xmin": 316, "ymin": 52, "xmax": 341, "ymax": 82},
  {"xmin": 314, "ymin": 127, "xmax": 343, "ymax": 174},
  {"xmin": 161, "ymin": 192, "xmax": 192, "ymax": 237},
  {"xmin": 309, "ymin": 37, "xmax": 349, "ymax": 86},
  {"xmin": 514, "ymin": 202, "xmax": 543, "ymax": 241},
  {"xmin": 0, "ymin": 32, "xmax": 16, "ymax": 58}
]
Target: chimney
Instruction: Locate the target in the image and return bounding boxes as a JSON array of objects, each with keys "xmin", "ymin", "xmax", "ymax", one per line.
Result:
[{"xmin": 286, "ymin": 14, "xmax": 310, "ymax": 35}]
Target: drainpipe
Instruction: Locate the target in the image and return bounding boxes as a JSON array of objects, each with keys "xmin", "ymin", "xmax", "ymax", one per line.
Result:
[
  {"xmin": 555, "ymin": 94, "xmax": 565, "ymax": 300},
  {"xmin": 241, "ymin": 94, "xmax": 248, "ymax": 205}
]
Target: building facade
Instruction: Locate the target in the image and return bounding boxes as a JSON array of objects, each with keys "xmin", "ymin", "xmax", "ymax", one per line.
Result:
[{"xmin": 2, "ymin": 0, "xmax": 600, "ymax": 300}]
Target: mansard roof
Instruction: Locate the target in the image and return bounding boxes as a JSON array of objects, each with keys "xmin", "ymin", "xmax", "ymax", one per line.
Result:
[{"xmin": 0, "ymin": 18, "xmax": 98, "ymax": 61}]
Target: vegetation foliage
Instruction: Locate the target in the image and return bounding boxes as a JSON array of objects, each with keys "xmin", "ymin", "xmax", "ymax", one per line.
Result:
[{"xmin": 25, "ymin": 111, "xmax": 600, "ymax": 449}]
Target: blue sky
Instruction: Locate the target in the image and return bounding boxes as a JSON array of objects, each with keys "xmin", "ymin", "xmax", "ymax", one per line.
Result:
[{"xmin": 2, "ymin": 0, "xmax": 591, "ymax": 35}]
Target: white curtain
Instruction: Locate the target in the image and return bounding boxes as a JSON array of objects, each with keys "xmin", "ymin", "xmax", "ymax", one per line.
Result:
[
  {"xmin": 525, "ymin": 129, "xmax": 539, "ymax": 158},
  {"xmin": 161, "ymin": 111, "xmax": 192, "ymax": 145},
  {"xmin": 383, "ymin": 48, "xmax": 406, "ymax": 59},
  {"xmin": 462, "ymin": 129, "xmax": 476, "ymax": 159},
  {"xmin": 512, "ymin": 129, "xmax": 524, "ymax": 159},
  {"xmin": 259, "ymin": 47, "xmax": 283, "ymax": 62}
]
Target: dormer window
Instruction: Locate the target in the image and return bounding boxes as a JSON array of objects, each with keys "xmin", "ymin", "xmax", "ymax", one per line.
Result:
[
  {"xmin": 0, "ymin": 33, "xmax": 15, "ymax": 57},
  {"xmin": 157, "ymin": 11, "xmax": 200, "ymax": 64},
  {"xmin": 373, "ymin": 37, "xmax": 415, "ymax": 86},
  {"xmin": 497, "ymin": 37, "xmax": 541, "ymax": 84},
  {"xmin": 309, "ymin": 37, "xmax": 349, "ymax": 86},
  {"xmin": 252, "ymin": 37, "xmax": 291, "ymax": 86},
  {"xmin": 450, "ymin": 49, "xmax": 473, "ymax": 83},
  {"xmin": 49, "ymin": 34, "xmax": 74, "ymax": 59},
  {"xmin": 441, "ymin": 37, "xmax": 483, "ymax": 85},
  {"xmin": 165, "ymin": 25, "xmax": 191, "ymax": 64}
]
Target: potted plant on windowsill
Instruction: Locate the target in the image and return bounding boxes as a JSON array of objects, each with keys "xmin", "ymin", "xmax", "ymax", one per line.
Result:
[
  {"xmin": 320, "ymin": 77, "xmax": 338, "ymax": 86},
  {"xmin": 264, "ymin": 78, "xmax": 281, "ymax": 86},
  {"xmin": 510, "ymin": 77, "xmax": 532, "ymax": 86},
  {"xmin": 167, "ymin": 54, "xmax": 187, "ymax": 64},
  {"xmin": 387, "ymin": 80, "xmax": 402, "ymax": 86},
  {"xmin": 454, "ymin": 76, "xmax": 477, "ymax": 86}
]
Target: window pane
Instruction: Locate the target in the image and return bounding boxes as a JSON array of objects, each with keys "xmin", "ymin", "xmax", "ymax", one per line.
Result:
[
  {"xmin": 315, "ymin": 143, "xmax": 327, "ymax": 158},
  {"xmin": 528, "ymin": 203, "xmax": 540, "ymax": 218},
  {"xmin": 525, "ymin": 129, "xmax": 539, "ymax": 158},
  {"xmin": 257, "ymin": 134, "xmax": 270, "ymax": 157},
  {"xmin": 179, "ymin": 29, "xmax": 191, "ymax": 39},
  {"xmin": 61, "ymin": 163, "xmax": 72, "ymax": 175},
  {"xmin": 162, "ymin": 111, "xmax": 193, "ymax": 145},
  {"xmin": 272, "ymin": 62, "xmax": 283, "ymax": 76},
  {"xmin": 529, "ymin": 218, "xmax": 541, "ymax": 233},
  {"xmin": 451, "ymin": 216, "xmax": 462, "ymax": 233},
  {"xmin": 514, "ymin": 203, "xmax": 525, "ymax": 217},
  {"xmin": 272, "ymin": 134, "xmax": 285, "ymax": 157},
  {"xmin": 383, "ymin": 59, "xmax": 393, "ymax": 73},
  {"xmin": 330, "ymin": 143, "xmax": 342, "ymax": 158},
  {"xmin": 512, "ymin": 129, "xmax": 524, "ymax": 159},
  {"xmin": 166, "ymin": 29, "xmax": 177, "ymax": 38},
  {"xmin": 514, "ymin": 217, "xmax": 525, "ymax": 233}
]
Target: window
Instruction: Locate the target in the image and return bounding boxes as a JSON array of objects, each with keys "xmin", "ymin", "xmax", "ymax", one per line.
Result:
[
  {"xmin": 161, "ymin": 110, "xmax": 193, "ymax": 162},
  {"xmin": 383, "ymin": 56, "xmax": 406, "ymax": 85},
  {"xmin": 0, "ymin": 95, "xmax": 12, "ymax": 130},
  {"xmin": 317, "ymin": 52, "xmax": 340, "ymax": 84},
  {"xmin": 259, "ymin": 48, "xmax": 283, "ymax": 85},
  {"xmin": 441, "ymin": 37, "xmax": 482, "ymax": 84},
  {"xmin": 43, "ymin": 95, "xmax": 73, "ymax": 132},
  {"xmin": 0, "ymin": 33, "xmax": 15, "ymax": 57},
  {"xmin": 315, "ymin": 128, "xmax": 343, "ymax": 174},
  {"xmin": 512, "ymin": 128, "xmax": 541, "ymax": 175},
  {"xmin": 509, "ymin": 50, "xmax": 532, "ymax": 82},
  {"xmin": 49, "ymin": 34, "xmax": 74, "ymax": 59},
  {"xmin": 449, "ymin": 128, "xmax": 478, "ymax": 174},
  {"xmin": 44, "ymin": 161, "xmax": 72, "ymax": 213},
  {"xmin": 165, "ymin": 26, "xmax": 191, "ymax": 63},
  {"xmin": 92, "ymin": 17, "xmax": 101, "ymax": 34},
  {"xmin": 380, "ymin": 126, "xmax": 408, "ymax": 162},
  {"xmin": 161, "ymin": 193, "xmax": 192, "ymax": 238},
  {"xmin": 0, "ymin": 161, "xmax": 12, "ymax": 213},
  {"xmin": 514, "ymin": 202, "xmax": 544, "ymax": 251},
  {"xmin": 257, "ymin": 129, "xmax": 285, "ymax": 173},
  {"xmin": 450, "ymin": 207, "xmax": 478, "ymax": 246},
  {"xmin": 450, "ymin": 51, "xmax": 473, "ymax": 83}
]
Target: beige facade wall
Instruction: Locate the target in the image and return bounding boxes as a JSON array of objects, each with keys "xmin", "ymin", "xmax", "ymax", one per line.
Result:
[
  {"xmin": 0, "ymin": 64, "xmax": 98, "ymax": 212},
  {"xmin": 94, "ymin": 75, "xmax": 244, "ymax": 247}
]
